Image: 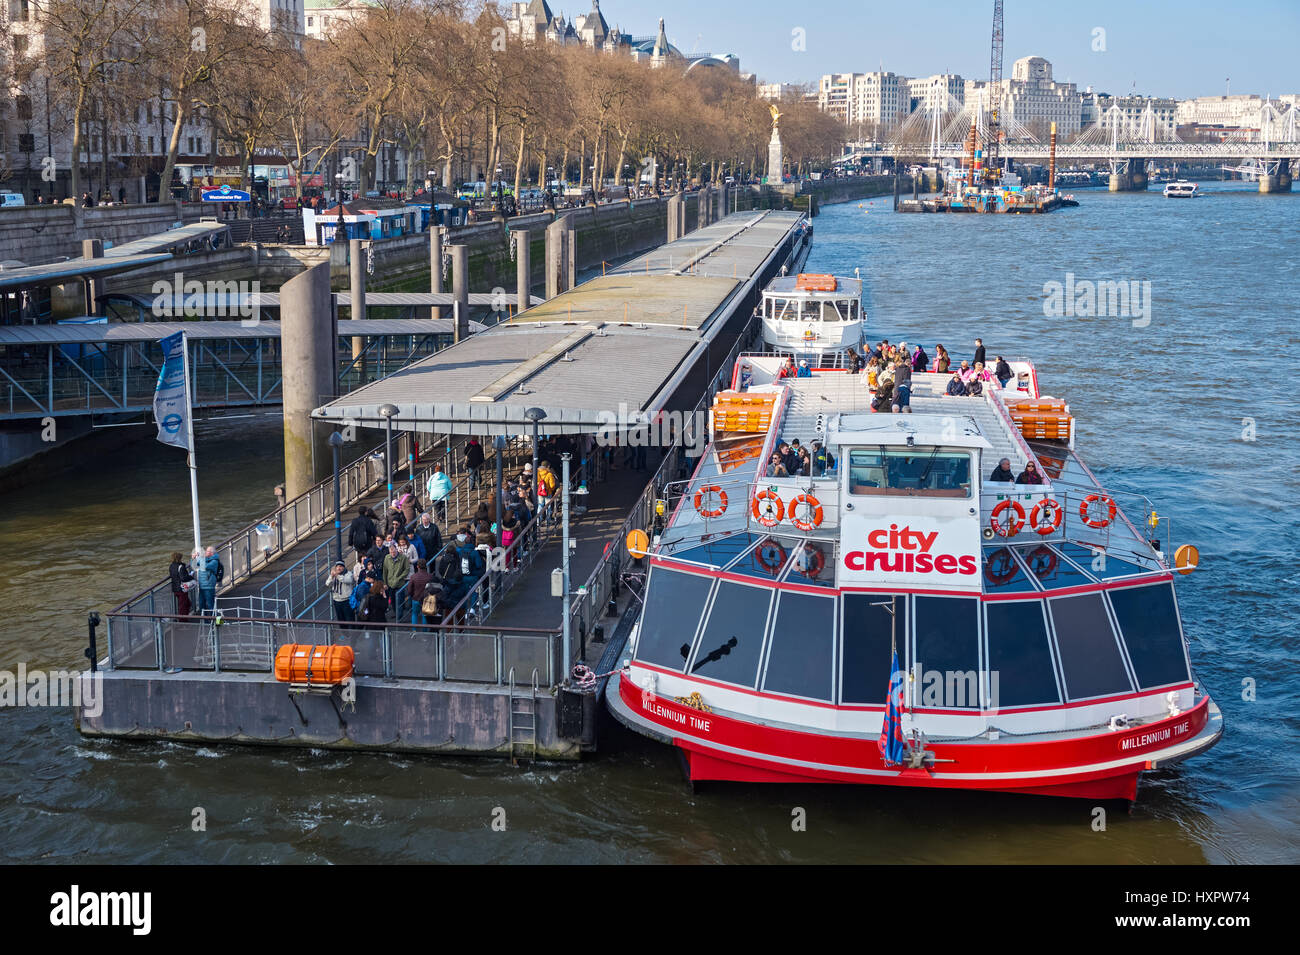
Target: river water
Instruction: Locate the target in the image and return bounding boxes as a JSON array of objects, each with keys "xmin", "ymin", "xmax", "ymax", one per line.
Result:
[{"xmin": 2, "ymin": 181, "xmax": 1296, "ymax": 864}]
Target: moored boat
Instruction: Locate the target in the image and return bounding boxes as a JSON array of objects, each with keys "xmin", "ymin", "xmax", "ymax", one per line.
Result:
[{"xmin": 606, "ymin": 353, "xmax": 1222, "ymax": 800}]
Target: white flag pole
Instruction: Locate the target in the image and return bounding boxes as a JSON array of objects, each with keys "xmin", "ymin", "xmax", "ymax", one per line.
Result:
[{"xmin": 180, "ymin": 332, "xmax": 202, "ymax": 556}]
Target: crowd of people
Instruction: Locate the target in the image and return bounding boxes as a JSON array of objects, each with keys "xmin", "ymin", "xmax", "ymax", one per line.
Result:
[{"xmin": 166, "ymin": 434, "xmax": 597, "ymax": 626}]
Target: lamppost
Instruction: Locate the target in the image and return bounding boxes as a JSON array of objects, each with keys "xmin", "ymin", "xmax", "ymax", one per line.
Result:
[
  {"xmin": 589, "ymin": 164, "xmax": 596, "ymax": 203},
  {"xmin": 329, "ymin": 431, "xmax": 345, "ymax": 563},
  {"xmin": 545, "ymin": 166, "xmax": 555, "ymax": 209},
  {"xmin": 426, "ymin": 168, "xmax": 437, "ymax": 226},
  {"xmin": 379, "ymin": 404, "xmax": 399, "ymax": 507},
  {"xmin": 524, "ymin": 406, "xmax": 547, "ymax": 514},
  {"xmin": 494, "ymin": 164, "xmax": 504, "ymax": 216},
  {"xmin": 334, "ymin": 170, "xmax": 346, "ymax": 245}
]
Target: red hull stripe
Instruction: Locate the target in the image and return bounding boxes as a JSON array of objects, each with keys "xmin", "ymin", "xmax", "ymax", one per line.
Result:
[{"xmin": 619, "ymin": 674, "xmax": 1212, "ymax": 788}]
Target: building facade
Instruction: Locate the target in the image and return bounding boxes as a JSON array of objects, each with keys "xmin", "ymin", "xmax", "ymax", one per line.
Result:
[{"xmin": 816, "ymin": 72, "xmax": 907, "ymax": 131}]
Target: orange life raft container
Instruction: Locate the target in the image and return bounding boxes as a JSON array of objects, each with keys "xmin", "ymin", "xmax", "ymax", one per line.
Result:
[{"xmin": 274, "ymin": 644, "xmax": 355, "ymax": 685}]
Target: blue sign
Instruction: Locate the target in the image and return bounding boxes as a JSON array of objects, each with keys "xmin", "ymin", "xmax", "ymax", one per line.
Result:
[
  {"xmin": 201, "ymin": 184, "xmax": 251, "ymax": 202},
  {"xmin": 153, "ymin": 332, "xmax": 191, "ymax": 451}
]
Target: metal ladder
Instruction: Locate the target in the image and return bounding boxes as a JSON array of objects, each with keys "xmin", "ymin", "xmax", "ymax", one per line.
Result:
[{"xmin": 508, "ymin": 667, "xmax": 539, "ymax": 765}]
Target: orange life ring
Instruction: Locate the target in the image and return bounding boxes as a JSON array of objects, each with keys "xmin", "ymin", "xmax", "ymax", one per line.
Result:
[
  {"xmin": 1029, "ymin": 498, "xmax": 1064, "ymax": 536},
  {"xmin": 1080, "ymin": 494, "xmax": 1117, "ymax": 529},
  {"xmin": 694, "ymin": 485, "xmax": 728, "ymax": 518},
  {"xmin": 751, "ymin": 490, "xmax": 784, "ymax": 527},
  {"xmin": 756, "ymin": 541, "xmax": 787, "ymax": 573},
  {"xmin": 984, "ymin": 548, "xmax": 1019, "ymax": 586},
  {"xmin": 989, "ymin": 499, "xmax": 1026, "ymax": 538},
  {"xmin": 788, "ymin": 493, "xmax": 824, "ymax": 531}
]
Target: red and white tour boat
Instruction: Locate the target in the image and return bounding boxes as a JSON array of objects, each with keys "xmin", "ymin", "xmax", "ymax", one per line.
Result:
[{"xmin": 607, "ymin": 340, "xmax": 1222, "ymax": 800}]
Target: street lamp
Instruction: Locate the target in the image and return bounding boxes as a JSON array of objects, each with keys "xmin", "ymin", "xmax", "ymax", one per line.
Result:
[
  {"xmin": 379, "ymin": 403, "xmax": 399, "ymax": 507},
  {"xmin": 426, "ymin": 168, "xmax": 437, "ymax": 227},
  {"xmin": 329, "ymin": 430, "xmax": 345, "ymax": 563},
  {"xmin": 334, "ymin": 170, "xmax": 346, "ymax": 245},
  {"xmin": 524, "ymin": 406, "xmax": 547, "ymax": 514}
]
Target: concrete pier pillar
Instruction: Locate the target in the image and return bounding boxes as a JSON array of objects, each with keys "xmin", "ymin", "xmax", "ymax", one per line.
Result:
[
  {"xmin": 698, "ymin": 186, "xmax": 712, "ymax": 229},
  {"xmin": 677, "ymin": 192, "xmax": 688, "ymax": 237},
  {"xmin": 545, "ymin": 214, "xmax": 570, "ymax": 299},
  {"xmin": 566, "ymin": 221, "xmax": 576, "ymax": 289},
  {"xmin": 514, "ymin": 229, "xmax": 531, "ymax": 314},
  {"xmin": 1260, "ymin": 159, "xmax": 1293, "ymax": 193},
  {"xmin": 280, "ymin": 262, "xmax": 335, "ymax": 499},
  {"xmin": 81, "ymin": 239, "xmax": 103, "ymax": 315},
  {"xmin": 1109, "ymin": 160, "xmax": 1149, "ymax": 192},
  {"xmin": 429, "ymin": 226, "xmax": 444, "ymax": 320},
  {"xmin": 449, "ymin": 243, "xmax": 469, "ymax": 342},
  {"xmin": 666, "ymin": 195, "xmax": 682, "ymax": 243},
  {"xmin": 348, "ymin": 238, "xmax": 366, "ymax": 380}
]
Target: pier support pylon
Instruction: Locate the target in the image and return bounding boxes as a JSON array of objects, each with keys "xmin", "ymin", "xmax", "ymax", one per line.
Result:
[
  {"xmin": 1259, "ymin": 158, "xmax": 1293, "ymax": 193},
  {"xmin": 280, "ymin": 262, "xmax": 335, "ymax": 499}
]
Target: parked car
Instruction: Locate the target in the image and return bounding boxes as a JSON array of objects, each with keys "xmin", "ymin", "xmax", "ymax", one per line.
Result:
[{"xmin": 1, "ymin": 192, "xmax": 27, "ymax": 208}]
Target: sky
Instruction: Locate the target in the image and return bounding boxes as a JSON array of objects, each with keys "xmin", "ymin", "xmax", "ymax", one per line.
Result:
[{"xmin": 592, "ymin": 0, "xmax": 1300, "ymax": 98}]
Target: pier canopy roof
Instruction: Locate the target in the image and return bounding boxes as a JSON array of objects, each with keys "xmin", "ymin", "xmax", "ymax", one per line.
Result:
[
  {"xmin": 102, "ymin": 221, "xmax": 231, "ymax": 257},
  {"xmin": 313, "ymin": 322, "xmax": 700, "ymax": 436},
  {"xmin": 0, "ymin": 254, "xmax": 174, "ymax": 292},
  {"xmin": 0, "ymin": 317, "xmax": 484, "ymax": 345}
]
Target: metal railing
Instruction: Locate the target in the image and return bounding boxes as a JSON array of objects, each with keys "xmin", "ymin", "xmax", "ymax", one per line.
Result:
[{"xmin": 104, "ymin": 611, "xmax": 560, "ymax": 686}]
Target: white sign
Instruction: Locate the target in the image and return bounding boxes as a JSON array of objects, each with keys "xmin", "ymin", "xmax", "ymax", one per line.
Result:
[{"xmin": 839, "ymin": 513, "xmax": 982, "ymax": 591}]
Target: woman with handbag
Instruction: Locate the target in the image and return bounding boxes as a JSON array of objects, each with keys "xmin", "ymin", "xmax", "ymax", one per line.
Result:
[{"xmin": 168, "ymin": 552, "xmax": 195, "ymax": 616}]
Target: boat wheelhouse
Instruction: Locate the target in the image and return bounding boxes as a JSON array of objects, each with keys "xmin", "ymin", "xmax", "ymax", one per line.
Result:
[
  {"xmin": 759, "ymin": 273, "xmax": 865, "ymax": 368},
  {"xmin": 607, "ymin": 354, "xmax": 1222, "ymax": 800}
]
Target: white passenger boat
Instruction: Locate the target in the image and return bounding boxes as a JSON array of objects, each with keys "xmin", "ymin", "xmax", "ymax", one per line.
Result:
[
  {"xmin": 607, "ymin": 354, "xmax": 1222, "ymax": 800},
  {"xmin": 1163, "ymin": 181, "xmax": 1198, "ymax": 198},
  {"xmin": 759, "ymin": 273, "xmax": 865, "ymax": 369}
]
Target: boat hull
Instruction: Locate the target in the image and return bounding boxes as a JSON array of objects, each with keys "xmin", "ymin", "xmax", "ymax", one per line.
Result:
[{"xmin": 608, "ymin": 672, "xmax": 1222, "ymax": 801}]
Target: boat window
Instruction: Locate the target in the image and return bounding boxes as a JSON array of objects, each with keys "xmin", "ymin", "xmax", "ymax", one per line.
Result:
[
  {"xmin": 982, "ymin": 546, "xmax": 1038, "ymax": 593},
  {"xmin": 1056, "ymin": 542, "xmax": 1149, "ymax": 580},
  {"xmin": 841, "ymin": 593, "xmax": 908, "ymax": 704},
  {"xmin": 690, "ymin": 581, "xmax": 773, "ymax": 688},
  {"xmin": 727, "ymin": 535, "xmax": 793, "ymax": 582},
  {"xmin": 1048, "ymin": 593, "xmax": 1132, "ymax": 700},
  {"xmin": 847, "ymin": 448, "xmax": 972, "ymax": 498},
  {"xmin": 1108, "ymin": 582, "xmax": 1190, "ymax": 689},
  {"xmin": 670, "ymin": 533, "xmax": 759, "ymax": 568},
  {"xmin": 633, "ymin": 568, "xmax": 714, "ymax": 672},
  {"xmin": 914, "ymin": 596, "xmax": 981, "ymax": 708},
  {"xmin": 985, "ymin": 600, "xmax": 1060, "ymax": 707},
  {"xmin": 1019, "ymin": 543, "xmax": 1094, "ymax": 588},
  {"xmin": 763, "ymin": 592, "xmax": 836, "ymax": 701},
  {"xmin": 785, "ymin": 540, "xmax": 836, "ymax": 588},
  {"xmin": 820, "ymin": 301, "xmax": 840, "ymax": 322}
]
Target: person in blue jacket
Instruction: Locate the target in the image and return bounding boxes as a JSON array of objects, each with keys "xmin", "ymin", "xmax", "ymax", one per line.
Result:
[{"xmin": 191, "ymin": 546, "xmax": 223, "ymax": 614}]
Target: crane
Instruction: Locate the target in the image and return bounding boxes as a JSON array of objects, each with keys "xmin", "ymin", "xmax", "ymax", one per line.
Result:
[{"xmin": 984, "ymin": 0, "xmax": 1004, "ymax": 187}]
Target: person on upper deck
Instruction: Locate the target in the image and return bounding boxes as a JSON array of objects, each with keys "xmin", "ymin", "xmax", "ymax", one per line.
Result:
[
  {"xmin": 958, "ymin": 360, "xmax": 974, "ymax": 381},
  {"xmin": 973, "ymin": 338, "xmax": 986, "ymax": 368},
  {"xmin": 846, "ymin": 348, "xmax": 862, "ymax": 374},
  {"xmin": 776, "ymin": 357, "xmax": 797, "ymax": 380},
  {"xmin": 934, "ymin": 344, "xmax": 951, "ymax": 374},
  {"xmin": 797, "ymin": 360, "xmax": 812, "ymax": 378},
  {"xmin": 1015, "ymin": 461, "xmax": 1046, "ymax": 485},
  {"xmin": 995, "ymin": 356, "xmax": 1013, "ymax": 388},
  {"xmin": 945, "ymin": 373, "xmax": 968, "ymax": 397},
  {"xmin": 872, "ymin": 376, "xmax": 894, "ymax": 412},
  {"xmin": 989, "ymin": 458, "xmax": 1016, "ymax": 482},
  {"xmin": 892, "ymin": 360, "xmax": 912, "ymax": 413},
  {"xmin": 911, "ymin": 344, "xmax": 929, "ymax": 372},
  {"xmin": 768, "ymin": 451, "xmax": 789, "ymax": 477}
]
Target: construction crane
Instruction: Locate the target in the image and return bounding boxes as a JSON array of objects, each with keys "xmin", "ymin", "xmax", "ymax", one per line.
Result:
[{"xmin": 983, "ymin": 0, "xmax": 1004, "ymax": 187}]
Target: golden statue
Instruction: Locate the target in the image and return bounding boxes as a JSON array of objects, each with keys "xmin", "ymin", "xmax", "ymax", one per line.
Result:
[{"xmin": 768, "ymin": 104, "xmax": 782, "ymax": 130}]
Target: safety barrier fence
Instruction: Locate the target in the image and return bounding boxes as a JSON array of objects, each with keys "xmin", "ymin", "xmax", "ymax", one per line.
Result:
[{"xmin": 104, "ymin": 612, "xmax": 560, "ymax": 687}]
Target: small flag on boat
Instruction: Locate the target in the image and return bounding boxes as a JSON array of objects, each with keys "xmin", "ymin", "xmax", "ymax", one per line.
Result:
[
  {"xmin": 152, "ymin": 331, "xmax": 191, "ymax": 451},
  {"xmin": 878, "ymin": 649, "xmax": 906, "ymax": 767}
]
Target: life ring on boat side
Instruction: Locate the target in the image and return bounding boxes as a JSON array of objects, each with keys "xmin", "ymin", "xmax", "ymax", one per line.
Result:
[
  {"xmin": 1027, "ymin": 545, "xmax": 1058, "ymax": 578},
  {"xmin": 1029, "ymin": 498, "xmax": 1063, "ymax": 536},
  {"xmin": 984, "ymin": 549, "xmax": 1019, "ymax": 586},
  {"xmin": 989, "ymin": 499, "xmax": 1026, "ymax": 538},
  {"xmin": 752, "ymin": 490, "xmax": 784, "ymax": 527},
  {"xmin": 693, "ymin": 485, "xmax": 728, "ymax": 518},
  {"xmin": 757, "ymin": 541, "xmax": 787, "ymax": 574},
  {"xmin": 788, "ymin": 493, "xmax": 824, "ymax": 531},
  {"xmin": 1080, "ymin": 494, "xmax": 1117, "ymax": 529}
]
